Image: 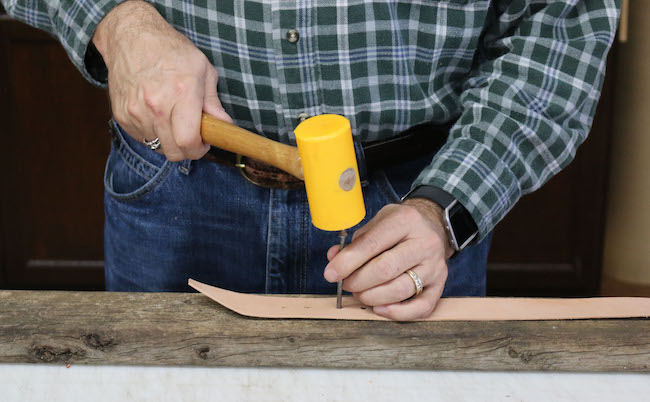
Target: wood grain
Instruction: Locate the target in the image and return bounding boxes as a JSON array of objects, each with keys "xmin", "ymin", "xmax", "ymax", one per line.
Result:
[
  {"xmin": 201, "ymin": 113, "xmax": 303, "ymax": 180},
  {"xmin": 0, "ymin": 290, "xmax": 647, "ymax": 372}
]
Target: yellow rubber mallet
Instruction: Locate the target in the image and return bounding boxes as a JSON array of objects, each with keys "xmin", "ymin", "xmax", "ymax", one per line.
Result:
[{"xmin": 201, "ymin": 113, "xmax": 366, "ymax": 308}]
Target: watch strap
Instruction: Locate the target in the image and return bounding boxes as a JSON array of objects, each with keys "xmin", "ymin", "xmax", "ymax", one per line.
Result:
[
  {"xmin": 402, "ymin": 185, "xmax": 456, "ymax": 208},
  {"xmin": 402, "ymin": 185, "xmax": 478, "ymax": 255}
]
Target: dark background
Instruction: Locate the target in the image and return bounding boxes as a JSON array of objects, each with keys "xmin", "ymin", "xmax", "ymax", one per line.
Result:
[{"xmin": 0, "ymin": 13, "xmax": 617, "ymax": 296}]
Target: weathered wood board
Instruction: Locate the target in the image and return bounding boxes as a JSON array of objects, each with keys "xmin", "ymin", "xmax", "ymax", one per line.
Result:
[{"xmin": 0, "ymin": 290, "xmax": 648, "ymax": 372}]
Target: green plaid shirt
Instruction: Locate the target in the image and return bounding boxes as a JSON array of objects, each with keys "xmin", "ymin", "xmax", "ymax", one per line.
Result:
[{"xmin": 5, "ymin": 0, "xmax": 619, "ymax": 240}]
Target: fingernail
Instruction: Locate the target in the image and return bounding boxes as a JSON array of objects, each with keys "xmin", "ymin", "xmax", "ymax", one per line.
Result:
[
  {"xmin": 324, "ymin": 268, "xmax": 338, "ymax": 282},
  {"xmin": 373, "ymin": 306, "xmax": 388, "ymax": 314}
]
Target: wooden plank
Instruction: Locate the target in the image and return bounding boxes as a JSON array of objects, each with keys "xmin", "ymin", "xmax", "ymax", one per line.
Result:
[{"xmin": 0, "ymin": 290, "xmax": 648, "ymax": 372}]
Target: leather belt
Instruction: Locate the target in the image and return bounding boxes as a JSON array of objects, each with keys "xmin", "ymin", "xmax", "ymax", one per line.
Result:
[
  {"xmin": 190, "ymin": 279, "xmax": 650, "ymax": 321},
  {"xmin": 202, "ymin": 121, "xmax": 454, "ymax": 190}
]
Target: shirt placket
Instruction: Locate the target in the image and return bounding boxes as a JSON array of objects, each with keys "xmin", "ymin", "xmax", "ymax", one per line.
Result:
[{"xmin": 271, "ymin": 0, "xmax": 322, "ymax": 145}]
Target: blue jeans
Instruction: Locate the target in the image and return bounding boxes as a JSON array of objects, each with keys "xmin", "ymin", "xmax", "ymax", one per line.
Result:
[{"xmin": 104, "ymin": 121, "xmax": 491, "ymax": 295}]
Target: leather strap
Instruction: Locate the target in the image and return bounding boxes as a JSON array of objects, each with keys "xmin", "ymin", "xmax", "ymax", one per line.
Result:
[
  {"xmin": 201, "ymin": 121, "xmax": 453, "ymax": 189},
  {"xmin": 362, "ymin": 121, "xmax": 452, "ymax": 174},
  {"xmin": 203, "ymin": 148, "xmax": 304, "ymax": 190},
  {"xmin": 189, "ymin": 279, "xmax": 650, "ymax": 321}
]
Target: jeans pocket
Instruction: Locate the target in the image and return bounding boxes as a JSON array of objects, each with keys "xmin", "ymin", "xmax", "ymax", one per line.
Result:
[{"xmin": 104, "ymin": 120, "xmax": 173, "ymax": 201}]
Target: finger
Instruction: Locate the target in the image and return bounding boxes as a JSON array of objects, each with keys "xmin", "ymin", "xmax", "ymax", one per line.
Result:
[
  {"xmin": 343, "ymin": 239, "xmax": 426, "ymax": 293},
  {"xmin": 132, "ymin": 84, "xmax": 184, "ymax": 159},
  {"xmin": 202, "ymin": 67, "xmax": 233, "ymax": 124},
  {"xmin": 352, "ymin": 264, "xmax": 431, "ymax": 306},
  {"xmin": 373, "ymin": 281, "xmax": 445, "ymax": 321},
  {"xmin": 328, "ymin": 207, "xmax": 393, "ymax": 261},
  {"xmin": 326, "ymin": 205, "xmax": 398, "ymax": 261},
  {"xmin": 170, "ymin": 78, "xmax": 209, "ymax": 160},
  {"xmin": 327, "ymin": 245, "xmax": 339, "ymax": 261},
  {"xmin": 350, "ymin": 204, "xmax": 397, "ymax": 242},
  {"xmin": 152, "ymin": 117, "xmax": 183, "ymax": 159},
  {"xmin": 323, "ymin": 206, "xmax": 411, "ymax": 282}
]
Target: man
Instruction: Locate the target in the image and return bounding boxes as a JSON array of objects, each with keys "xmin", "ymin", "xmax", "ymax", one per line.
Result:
[{"xmin": 4, "ymin": 0, "xmax": 619, "ymax": 320}]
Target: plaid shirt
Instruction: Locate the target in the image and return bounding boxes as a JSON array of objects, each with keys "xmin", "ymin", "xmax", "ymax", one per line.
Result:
[{"xmin": 4, "ymin": 0, "xmax": 619, "ymax": 240}]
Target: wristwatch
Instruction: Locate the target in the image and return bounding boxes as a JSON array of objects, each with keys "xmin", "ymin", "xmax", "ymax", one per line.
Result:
[{"xmin": 402, "ymin": 185, "xmax": 478, "ymax": 255}]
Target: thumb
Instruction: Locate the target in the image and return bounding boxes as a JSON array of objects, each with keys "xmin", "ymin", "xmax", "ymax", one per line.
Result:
[{"xmin": 203, "ymin": 67, "xmax": 233, "ymax": 123}]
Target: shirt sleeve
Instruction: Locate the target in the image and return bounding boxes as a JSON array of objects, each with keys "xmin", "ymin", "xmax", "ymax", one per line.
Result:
[
  {"xmin": 411, "ymin": 0, "xmax": 620, "ymax": 241},
  {"xmin": 2, "ymin": 0, "xmax": 124, "ymax": 86}
]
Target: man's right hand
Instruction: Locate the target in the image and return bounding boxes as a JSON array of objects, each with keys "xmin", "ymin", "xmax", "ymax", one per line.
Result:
[{"xmin": 92, "ymin": 0, "xmax": 233, "ymax": 161}]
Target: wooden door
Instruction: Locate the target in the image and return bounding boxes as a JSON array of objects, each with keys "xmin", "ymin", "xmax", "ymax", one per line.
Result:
[
  {"xmin": 0, "ymin": 17, "xmax": 109, "ymax": 289},
  {"xmin": 487, "ymin": 49, "xmax": 617, "ymax": 296}
]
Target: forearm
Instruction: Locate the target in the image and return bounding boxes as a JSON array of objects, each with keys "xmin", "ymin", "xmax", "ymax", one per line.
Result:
[
  {"xmin": 92, "ymin": 0, "xmax": 171, "ymax": 67},
  {"xmin": 412, "ymin": 0, "xmax": 620, "ymax": 240}
]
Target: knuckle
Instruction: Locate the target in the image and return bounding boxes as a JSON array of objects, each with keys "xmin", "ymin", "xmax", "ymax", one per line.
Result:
[
  {"xmin": 356, "ymin": 291, "xmax": 372, "ymax": 306},
  {"xmin": 143, "ymin": 94, "xmax": 164, "ymax": 117},
  {"xmin": 125, "ymin": 99, "xmax": 140, "ymax": 118},
  {"xmin": 175, "ymin": 135, "xmax": 196, "ymax": 151},
  {"xmin": 172, "ymin": 80, "xmax": 190, "ymax": 98},
  {"xmin": 209, "ymin": 66, "xmax": 219, "ymax": 81},
  {"xmin": 344, "ymin": 277, "xmax": 360, "ymax": 293},
  {"xmin": 375, "ymin": 256, "xmax": 398, "ymax": 282},
  {"xmin": 360, "ymin": 233, "xmax": 381, "ymax": 254}
]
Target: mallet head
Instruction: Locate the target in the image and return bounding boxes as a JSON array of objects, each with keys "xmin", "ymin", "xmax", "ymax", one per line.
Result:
[{"xmin": 294, "ymin": 114, "xmax": 366, "ymax": 231}]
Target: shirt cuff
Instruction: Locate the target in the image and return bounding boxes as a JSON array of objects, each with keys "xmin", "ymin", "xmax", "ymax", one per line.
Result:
[
  {"xmin": 411, "ymin": 136, "xmax": 522, "ymax": 242},
  {"xmin": 58, "ymin": 0, "xmax": 125, "ymax": 87}
]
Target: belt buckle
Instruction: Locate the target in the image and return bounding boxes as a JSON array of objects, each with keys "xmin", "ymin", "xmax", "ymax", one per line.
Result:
[
  {"xmin": 235, "ymin": 154, "xmax": 273, "ymax": 188},
  {"xmin": 235, "ymin": 154, "xmax": 304, "ymax": 190}
]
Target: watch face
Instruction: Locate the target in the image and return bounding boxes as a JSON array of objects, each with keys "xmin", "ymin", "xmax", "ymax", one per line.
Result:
[{"xmin": 449, "ymin": 202, "xmax": 476, "ymax": 248}]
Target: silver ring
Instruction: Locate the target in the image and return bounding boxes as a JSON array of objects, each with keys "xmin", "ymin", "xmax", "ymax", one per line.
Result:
[
  {"xmin": 406, "ymin": 269, "xmax": 423, "ymax": 296},
  {"xmin": 143, "ymin": 137, "xmax": 161, "ymax": 151}
]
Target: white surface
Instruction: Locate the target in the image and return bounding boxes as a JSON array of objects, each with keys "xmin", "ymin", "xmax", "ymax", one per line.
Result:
[{"xmin": 1, "ymin": 364, "xmax": 649, "ymax": 402}]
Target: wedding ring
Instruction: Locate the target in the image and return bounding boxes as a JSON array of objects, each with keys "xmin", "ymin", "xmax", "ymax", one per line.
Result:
[
  {"xmin": 143, "ymin": 137, "xmax": 161, "ymax": 151},
  {"xmin": 406, "ymin": 269, "xmax": 423, "ymax": 296}
]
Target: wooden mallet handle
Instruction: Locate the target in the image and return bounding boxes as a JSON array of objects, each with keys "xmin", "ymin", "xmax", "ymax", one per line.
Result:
[{"xmin": 200, "ymin": 113, "xmax": 304, "ymax": 180}]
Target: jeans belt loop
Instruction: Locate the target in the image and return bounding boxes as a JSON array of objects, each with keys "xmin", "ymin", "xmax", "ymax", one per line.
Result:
[
  {"xmin": 353, "ymin": 140, "xmax": 369, "ymax": 187},
  {"xmin": 178, "ymin": 160, "xmax": 192, "ymax": 175}
]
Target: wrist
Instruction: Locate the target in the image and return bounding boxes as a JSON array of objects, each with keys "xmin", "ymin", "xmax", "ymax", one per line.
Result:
[
  {"xmin": 92, "ymin": 0, "xmax": 165, "ymax": 65},
  {"xmin": 401, "ymin": 198, "xmax": 454, "ymax": 259}
]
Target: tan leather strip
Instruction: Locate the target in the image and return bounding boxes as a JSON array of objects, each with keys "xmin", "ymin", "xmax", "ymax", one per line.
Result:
[{"xmin": 189, "ymin": 279, "xmax": 650, "ymax": 321}]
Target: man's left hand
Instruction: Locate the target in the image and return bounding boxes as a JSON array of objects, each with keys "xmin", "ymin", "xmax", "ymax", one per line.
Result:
[{"xmin": 324, "ymin": 198, "xmax": 454, "ymax": 321}]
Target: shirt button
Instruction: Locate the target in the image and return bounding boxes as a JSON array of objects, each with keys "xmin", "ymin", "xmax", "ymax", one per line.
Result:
[
  {"xmin": 297, "ymin": 113, "xmax": 310, "ymax": 122},
  {"xmin": 286, "ymin": 29, "xmax": 300, "ymax": 43}
]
